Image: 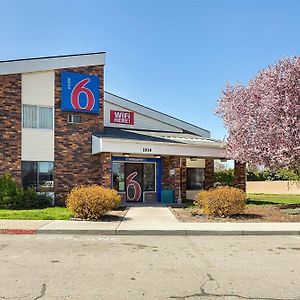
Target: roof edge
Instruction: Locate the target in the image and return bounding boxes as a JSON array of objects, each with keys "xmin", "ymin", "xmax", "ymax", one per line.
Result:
[
  {"xmin": 0, "ymin": 52, "xmax": 106, "ymax": 75},
  {"xmin": 104, "ymin": 91, "xmax": 211, "ymax": 138}
]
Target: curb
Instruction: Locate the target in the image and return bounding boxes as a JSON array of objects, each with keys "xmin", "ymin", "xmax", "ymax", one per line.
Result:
[{"xmin": 0, "ymin": 229, "xmax": 296, "ymax": 236}]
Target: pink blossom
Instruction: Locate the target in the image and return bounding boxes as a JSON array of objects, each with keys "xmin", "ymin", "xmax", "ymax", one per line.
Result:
[{"xmin": 216, "ymin": 57, "xmax": 300, "ymax": 170}]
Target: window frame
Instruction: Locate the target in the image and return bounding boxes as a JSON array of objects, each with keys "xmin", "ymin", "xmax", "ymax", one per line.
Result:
[
  {"xmin": 21, "ymin": 161, "xmax": 54, "ymax": 192},
  {"xmin": 22, "ymin": 104, "xmax": 54, "ymax": 130},
  {"xmin": 67, "ymin": 114, "xmax": 82, "ymax": 124},
  {"xmin": 186, "ymin": 167, "xmax": 204, "ymax": 190}
]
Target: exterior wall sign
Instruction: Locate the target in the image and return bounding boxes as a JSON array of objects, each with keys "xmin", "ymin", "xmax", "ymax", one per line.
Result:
[
  {"xmin": 110, "ymin": 110, "xmax": 134, "ymax": 125},
  {"xmin": 61, "ymin": 72, "xmax": 100, "ymax": 114}
]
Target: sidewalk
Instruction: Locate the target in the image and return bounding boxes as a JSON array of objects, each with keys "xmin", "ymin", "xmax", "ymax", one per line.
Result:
[{"xmin": 1, "ymin": 207, "xmax": 300, "ymax": 236}]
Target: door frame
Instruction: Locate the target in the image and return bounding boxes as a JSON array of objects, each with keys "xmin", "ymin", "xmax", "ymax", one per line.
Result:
[{"xmin": 111, "ymin": 156, "xmax": 162, "ymax": 202}]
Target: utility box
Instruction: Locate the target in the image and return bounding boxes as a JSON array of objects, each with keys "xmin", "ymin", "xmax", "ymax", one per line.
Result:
[{"xmin": 161, "ymin": 189, "xmax": 174, "ymax": 203}]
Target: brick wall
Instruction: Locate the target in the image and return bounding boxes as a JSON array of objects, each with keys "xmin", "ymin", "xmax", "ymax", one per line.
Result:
[
  {"xmin": 100, "ymin": 153, "xmax": 112, "ymax": 188},
  {"xmin": 0, "ymin": 74, "xmax": 22, "ymax": 183},
  {"xmin": 161, "ymin": 156, "xmax": 186, "ymax": 200},
  {"xmin": 233, "ymin": 161, "xmax": 246, "ymax": 191},
  {"xmin": 204, "ymin": 158, "xmax": 214, "ymax": 189},
  {"xmin": 54, "ymin": 65, "xmax": 104, "ymax": 204}
]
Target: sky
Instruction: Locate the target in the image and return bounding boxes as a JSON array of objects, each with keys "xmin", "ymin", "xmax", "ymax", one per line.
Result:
[{"xmin": 1, "ymin": 0, "xmax": 300, "ymax": 139}]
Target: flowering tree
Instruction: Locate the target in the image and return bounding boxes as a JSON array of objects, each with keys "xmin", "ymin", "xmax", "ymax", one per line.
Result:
[{"xmin": 216, "ymin": 57, "xmax": 300, "ymax": 170}]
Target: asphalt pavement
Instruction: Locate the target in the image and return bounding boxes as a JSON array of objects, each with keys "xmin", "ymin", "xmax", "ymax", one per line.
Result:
[{"xmin": 0, "ymin": 235, "xmax": 300, "ymax": 299}]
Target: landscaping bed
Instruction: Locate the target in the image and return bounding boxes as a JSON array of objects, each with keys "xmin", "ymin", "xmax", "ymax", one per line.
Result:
[
  {"xmin": 70, "ymin": 207, "xmax": 128, "ymax": 222},
  {"xmin": 171, "ymin": 194, "xmax": 300, "ymax": 223}
]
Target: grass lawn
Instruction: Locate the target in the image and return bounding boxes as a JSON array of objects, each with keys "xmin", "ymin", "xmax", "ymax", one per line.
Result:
[
  {"xmin": 247, "ymin": 193, "xmax": 300, "ymax": 205},
  {"xmin": 0, "ymin": 207, "xmax": 72, "ymax": 220}
]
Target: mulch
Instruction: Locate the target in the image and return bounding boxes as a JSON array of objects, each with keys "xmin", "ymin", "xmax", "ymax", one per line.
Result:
[
  {"xmin": 70, "ymin": 207, "xmax": 129, "ymax": 222},
  {"xmin": 170, "ymin": 204, "xmax": 300, "ymax": 223}
]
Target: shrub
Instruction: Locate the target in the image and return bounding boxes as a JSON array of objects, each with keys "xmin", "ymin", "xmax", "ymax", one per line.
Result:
[
  {"xmin": 21, "ymin": 189, "xmax": 53, "ymax": 209},
  {"xmin": 66, "ymin": 185, "xmax": 121, "ymax": 220},
  {"xmin": 0, "ymin": 173, "xmax": 52, "ymax": 209},
  {"xmin": 0, "ymin": 173, "xmax": 23, "ymax": 209},
  {"xmin": 215, "ymin": 169, "xmax": 234, "ymax": 186},
  {"xmin": 194, "ymin": 186, "xmax": 246, "ymax": 217}
]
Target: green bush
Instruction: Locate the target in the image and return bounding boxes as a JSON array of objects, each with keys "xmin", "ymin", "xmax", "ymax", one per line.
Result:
[
  {"xmin": 247, "ymin": 169, "xmax": 300, "ymax": 181},
  {"xmin": 0, "ymin": 173, "xmax": 52, "ymax": 209},
  {"xmin": 215, "ymin": 169, "xmax": 234, "ymax": 186}
]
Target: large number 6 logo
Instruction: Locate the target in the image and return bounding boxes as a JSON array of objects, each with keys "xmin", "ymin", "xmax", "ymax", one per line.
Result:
[
  {"xmin": 126, "ymin": 172, "xmax": 142, "ymax": 202},
  {"xmin": 71, "ymin": 78, "xmax": 95, "ymax": 111}
]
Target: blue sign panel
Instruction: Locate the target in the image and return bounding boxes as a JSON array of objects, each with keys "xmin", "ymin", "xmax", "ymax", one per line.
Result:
[{"xmin": 61, "ymin": 72, "xmax": 100, "ymax": 114}]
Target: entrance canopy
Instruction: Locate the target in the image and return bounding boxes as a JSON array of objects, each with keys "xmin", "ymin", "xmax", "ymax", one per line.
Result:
[{"xmin": 92, "ymin": 128, "xmax": 225, "ymax": 158}]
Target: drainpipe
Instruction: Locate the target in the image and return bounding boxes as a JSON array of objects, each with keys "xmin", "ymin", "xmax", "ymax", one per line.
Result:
[{"xmin": 177, "ymin": 157, "xmax": 182, "ymax": 204}]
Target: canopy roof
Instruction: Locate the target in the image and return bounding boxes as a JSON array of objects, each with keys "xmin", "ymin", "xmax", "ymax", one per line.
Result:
[{"xmin": 92, "ymin": 128, "xmax": 225, "ymax": 158}]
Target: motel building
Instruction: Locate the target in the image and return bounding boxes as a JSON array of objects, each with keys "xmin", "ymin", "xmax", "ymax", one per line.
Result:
[{"xmin": 0, "ymin": 52, "xmax": 246, "ymax": 205}]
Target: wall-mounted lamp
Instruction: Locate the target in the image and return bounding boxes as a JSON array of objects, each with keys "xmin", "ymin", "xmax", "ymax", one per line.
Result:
[
  {"xmin": 154, "ymin": 155, "xmax": 161, "ymax": 158},
  {"xmin": 190, "ymin": 157, "xmax": 198, "ymax": 161},
  {"xmin": 123, "ymin": 153, "xmax": 130, "ymax": 157}
]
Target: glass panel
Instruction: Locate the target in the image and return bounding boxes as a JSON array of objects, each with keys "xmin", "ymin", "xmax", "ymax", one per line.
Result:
[
  {"xmin": 21, "ymin": 161, "xmax": 37, "ymax": 189},
  {"xmin": 143, "ymin": 163, "xmax": 155, "ymax": 191},
  {"xmin": 38, "ymin": 162, "xmax": 54, "ymax": 192},
  {"xmin": 39, "ymin": 107, "xmax": 53, "ymax": 129},
  {"xmin": 23, "ymin": 105, "xmax": 37, "ymax": 128},
  {"xmin": 112, "ymin": 162, "xmax": 125, "ymax": 192},
  {"xmin": 187, "ymin": 168, "xmax": 204, "ymax": 190}
]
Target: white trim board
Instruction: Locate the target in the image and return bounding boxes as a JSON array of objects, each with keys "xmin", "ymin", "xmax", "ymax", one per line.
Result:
[
  {"xmin": 0, "ymin": 53, "xmax": 106, "ymax": 75},
  {"xmin": 92, "ymin": 136, "xmax": 225, "ymax": 158},
  {"xmin": 104, "ymin": 92, "xmax": 210, "ymax": 138}
]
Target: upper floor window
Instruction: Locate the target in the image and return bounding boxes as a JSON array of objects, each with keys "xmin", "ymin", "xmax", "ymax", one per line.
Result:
[
  {"xmin": 22, "ymin": 105, "xmax": 53, "ymax": 129},
  {"xmin": 68, "ymin": 114, "xmax": 81, "ymax": 124}
]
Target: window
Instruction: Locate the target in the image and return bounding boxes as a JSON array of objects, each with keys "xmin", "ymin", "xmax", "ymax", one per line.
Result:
[
  {"xmin": 23, "ymin": 105, "xmax": 37, "ymax": 128},
  {"xmin": 112, "ymin": 162, "xmax": 125, "ymax": 192},
  {"xmin": 39, "ymin": 107, "xmax": 53, "ymax": 129},
  {"xmin": 21, "ymin": 161, "xmax": 54, "ymax": 192},
  {"xmin": 143, "ymin": 163, "xmax": 155, "ymax": 191},
  {"xmin": 187, "ymin": 168, "xmax": 204, "ymax": 190},
  {"xmin": 68, "ymin": 115, "xmax": 81, "ymax": 124},
  {"xmin": 22, "ymin": 105, "xmax": 53, "ymax": 129}
]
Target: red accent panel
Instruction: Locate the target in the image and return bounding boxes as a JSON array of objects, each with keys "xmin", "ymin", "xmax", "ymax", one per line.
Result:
[
  {"xmin": 110, "ymin": 110, "xmax": 134, "ymax": 125},
  {"xmin": 0, "ymin": 229, "xmax": 36, "ymax": 234}
]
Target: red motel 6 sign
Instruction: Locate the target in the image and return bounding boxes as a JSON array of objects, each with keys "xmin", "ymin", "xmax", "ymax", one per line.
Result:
[{"xmin": 61, "ymin": 72, "xmax": 100, "ymax": 114}]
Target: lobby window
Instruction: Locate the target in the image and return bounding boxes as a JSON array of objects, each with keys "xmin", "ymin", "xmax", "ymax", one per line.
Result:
[
  {"xmin": 22, "ymin": 105, "xmax": 53, "ymax": 129},
  {"xmin": 186, "ymin": 168, "xmax": 204, "ymax": 190},
  {"xmin": 143, "ymin": 163, "xmax": 155, "ymax": 191},
  {"xmin": 112, "ymin": 162, "xmax": 125, "ymax": 192},
  {"xmin": 21, "ymin": 161, "xmax": 54, "ymax": 192}
]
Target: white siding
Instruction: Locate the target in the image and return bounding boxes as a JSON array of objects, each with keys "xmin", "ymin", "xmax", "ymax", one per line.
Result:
[
  {"xmin": 22, "ymin": 71, "xmax": 54, "ymax": 106},
  {"xmin": 104, "ymin": 101, "xmax": 183, "ymax": 132},
  {"xmin": 22, "ymin": 129, "xmax": 54, "ymax": 161},
  {"xmin": 21, "ymin": 71, "xmax": 54, "ymax": 161}
]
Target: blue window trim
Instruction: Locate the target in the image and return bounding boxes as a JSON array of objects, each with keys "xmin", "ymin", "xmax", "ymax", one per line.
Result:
[{"xmin": 111, "ymin": 156, "xmax": 162, "ymax": 202}]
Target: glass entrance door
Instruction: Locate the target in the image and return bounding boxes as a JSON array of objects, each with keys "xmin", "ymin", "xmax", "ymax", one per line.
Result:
[
  {"xmin": 125, "ymin": 163, "xmax": 143, "ymax": 202},
  {"xmin": 112, "ymin": 157, "xmax": 162, "ymax": 203}
]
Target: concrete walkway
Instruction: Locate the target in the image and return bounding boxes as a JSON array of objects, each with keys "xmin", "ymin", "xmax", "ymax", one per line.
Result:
[{"xmin": 1, "ymin": 207, "xmax": 300, "ymax": 235}]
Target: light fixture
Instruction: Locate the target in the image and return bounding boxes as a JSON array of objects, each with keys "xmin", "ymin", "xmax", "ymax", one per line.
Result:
[
  {"xmin": 154, "ymin": 155, "xmax": 161, "ymax": 158},
  {"xmin": 123, "ymin": 153, "xmax": 130, "ymax": 157},
  {"xmin": 220, "ymin": 158, "xmax": 227, "ymax": 162},
  {"xmin": 190, "ymin": 157, "xmax": 198, "ymax": 161}
]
